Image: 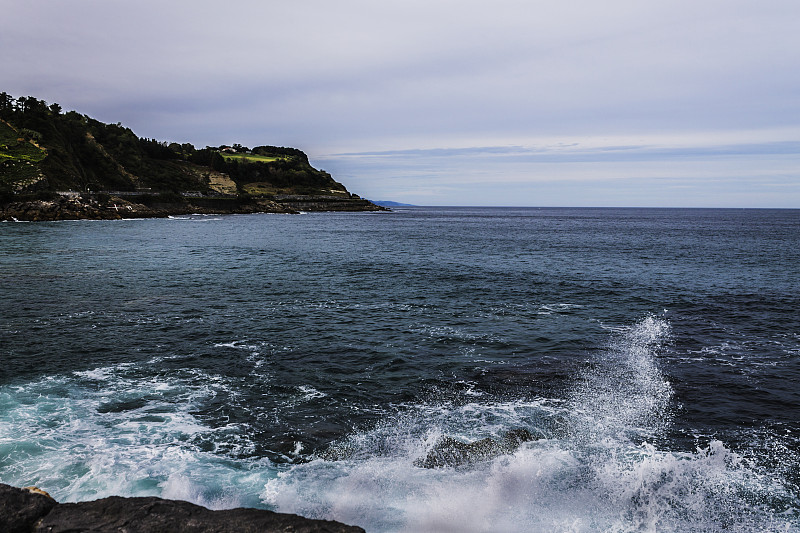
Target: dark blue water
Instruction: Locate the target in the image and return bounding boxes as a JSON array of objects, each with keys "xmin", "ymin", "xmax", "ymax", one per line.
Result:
[{"xmin": 1, "ymin": 207, "xmax": 799, "ymax": 531}]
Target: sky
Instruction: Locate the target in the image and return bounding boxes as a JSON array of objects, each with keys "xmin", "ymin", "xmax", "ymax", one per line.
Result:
[{"xmin": 2, "ymin": 0, "xmax": 799, "ymax": 207}]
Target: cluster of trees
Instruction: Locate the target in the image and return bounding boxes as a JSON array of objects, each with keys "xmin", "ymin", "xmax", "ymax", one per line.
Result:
[
  {"xmin": 0, "ymin": 92, "xmax": 61, "ymax": 119},
  {"xmin": 139, "ymin": 138, "xmax": 179, "ymax": 160},
  {"xmin": 1, "ymin": 93, "xmax": 126, "ymax": 191},
  {"xmin": 252, "ymin": 145, "xmax": 308, "ymax": 162},
  {"xmin": 0, "ymin": 93, "xmax": 71, "ymax": 145}
]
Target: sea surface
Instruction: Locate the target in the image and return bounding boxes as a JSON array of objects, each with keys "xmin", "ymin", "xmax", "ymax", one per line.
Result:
[{"xmin": 1, "ymin": 207, "xmax": 799, "ymax": 532}]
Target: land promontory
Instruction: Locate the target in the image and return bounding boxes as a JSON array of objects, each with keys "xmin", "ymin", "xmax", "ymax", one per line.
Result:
[{"xmin": 0, "ymin": 92, "xmax": 385, "ymax": 221}]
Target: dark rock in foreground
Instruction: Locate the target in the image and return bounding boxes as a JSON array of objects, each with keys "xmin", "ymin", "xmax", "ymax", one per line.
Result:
[
  {"xmin": 0, "ymin": 485, "xmax": 57, "ymax": 533},
  {"xmin": 0, "ymin": 483, "xmax": 364, "ymax": 533}
]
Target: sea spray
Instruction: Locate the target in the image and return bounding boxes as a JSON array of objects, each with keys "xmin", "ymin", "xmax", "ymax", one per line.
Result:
[
  {"xmin": 567, "ymin": 315, "xmax": 673, "ymax": 445},
  {"xmin": 261, "ymin": 316, "xmax": 797, "ymax": 532},
  {"xmin": 0, "ymin": 315, "xmax": 796, "ymax": 531}
]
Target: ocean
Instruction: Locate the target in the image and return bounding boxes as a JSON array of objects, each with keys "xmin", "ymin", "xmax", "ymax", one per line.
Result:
[{"xmin": 1, "ymin": 207, "xmax": 798, "ymax": 532}]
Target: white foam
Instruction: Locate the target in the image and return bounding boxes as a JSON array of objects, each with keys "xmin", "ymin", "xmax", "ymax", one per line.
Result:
[
  {"xmin": 261, "ymin": 413, "xmax": 796, "ymax": 532},
  {"xmin": 214, "ymin": 341, "xmax": 244, "ymax": 349},
  {"xmin": 568, "ymin": 315, "xmax": 673, "ymax": 443},
  {"xmin": 1, "ymin": 316, "xmax": 797, "ymax": 531},
  {"xmin": 297, "ymin": 385, "xmax": 327, "ymax": 401},
  {"xmin": 257, "ymin": 317, "xmax": 797, "ymax": 531},
  {"xmin": 0, "ymin": 362, "xmax": 274, "ymax": 509}
]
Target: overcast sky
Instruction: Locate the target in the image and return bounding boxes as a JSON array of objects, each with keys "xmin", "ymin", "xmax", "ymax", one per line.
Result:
[{"xmin": 2, "ymin": 0, "xmax": 798, "ymax": 206}]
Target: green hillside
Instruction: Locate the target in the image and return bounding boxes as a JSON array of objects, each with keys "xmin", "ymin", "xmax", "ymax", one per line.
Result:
[{"xmin": 0, "ymin": 92, "xmax": 354, "ymax": 202}]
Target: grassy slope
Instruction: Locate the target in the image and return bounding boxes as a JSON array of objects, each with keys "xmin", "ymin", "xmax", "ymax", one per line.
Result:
[
  {"xmin": 0, "ymin": 120, "xmax": 47, "ymax": 187},
  {"xmin": 221, "ymin": 152, "xmax": 284, "ymax": 163},
  {"xmin": 0, "ymin": 120, "xmax": 46, "ymax": 161}
]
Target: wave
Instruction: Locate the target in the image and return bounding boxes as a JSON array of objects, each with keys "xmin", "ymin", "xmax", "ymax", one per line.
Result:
[
  {"xmin": 0, "ymin": 361, "xmax": 276, "ymax": 510},
  {"xmin": 0, "ymin": 316, "xmax": 797, "ymax": 531},
  {"xmin": 262, "ymin": 316, "xmax": 798, "ymax": 532}
]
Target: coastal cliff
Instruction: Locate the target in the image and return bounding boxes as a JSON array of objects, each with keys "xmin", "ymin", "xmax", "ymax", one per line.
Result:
[
  {"xmin": 0, "ymin": 484, "xmax": 364, "ymax": 533},
  {"xmin": 0, "ymin": 92, "xmax": 385, "ymax": 220}
]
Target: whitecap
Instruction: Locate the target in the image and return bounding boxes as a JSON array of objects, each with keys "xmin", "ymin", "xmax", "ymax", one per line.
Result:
[{"xmin": 258, "ymin": 316, "xmax": 798, "ymax": 532}]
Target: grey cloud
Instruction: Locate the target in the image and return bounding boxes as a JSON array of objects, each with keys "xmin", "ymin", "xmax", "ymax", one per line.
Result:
[{"xmin": 2, "ymin": 0, "xmax": 799, "ymax": 206}]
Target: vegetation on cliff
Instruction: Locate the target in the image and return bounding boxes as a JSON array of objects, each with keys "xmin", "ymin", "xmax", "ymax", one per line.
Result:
[{"xmin": 0, "ymin": 92, "xmax": 377, "ymax": 216}]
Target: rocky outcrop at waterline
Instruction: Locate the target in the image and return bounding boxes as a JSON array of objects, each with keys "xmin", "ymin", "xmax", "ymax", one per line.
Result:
[
  {"xmin": 0, "ymin": 483, "xmax": 365, "ymax": 533},
  {"xmin": 0, "ymin": 193, "xmax": 387, "ymax": 221},
  {"xmin": 273, "ymin": 194, "xmax": 386, "ymax": 212},
  {"xmin": 0, "ymin": 193, "xmax": 295, "ymax": 221},
  {"xmin": 414, "ymin": 428, "xmax": 537, "ymax": 468}
]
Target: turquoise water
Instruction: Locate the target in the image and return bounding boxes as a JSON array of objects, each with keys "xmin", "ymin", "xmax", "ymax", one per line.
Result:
[{"xmin": 1, "ymin": 208, "xmax": 799, "ymax": 531}]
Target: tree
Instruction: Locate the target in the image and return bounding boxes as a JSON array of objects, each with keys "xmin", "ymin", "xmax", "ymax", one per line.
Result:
[
  {"xmin": 210, "ymin": 151, "xmax": 226, "ymax": 171},
  {"xmin": 0, "ymin": 92, "xmax": 12, "ymax": 116}
]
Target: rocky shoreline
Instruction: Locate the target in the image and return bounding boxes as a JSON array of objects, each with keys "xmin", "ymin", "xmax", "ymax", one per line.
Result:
[
  {"xmin": 0, "ymin": 483, "xmax": 365, "ymax": 533},
  {"xmin": 0, "ymin": 194, "xmax": 387, "ymax": 222}
]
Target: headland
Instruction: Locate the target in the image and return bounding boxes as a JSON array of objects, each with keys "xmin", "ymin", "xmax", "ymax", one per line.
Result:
[{"xmin": 1, "ymin": 92, "xmax": 385, "ymax": 221}]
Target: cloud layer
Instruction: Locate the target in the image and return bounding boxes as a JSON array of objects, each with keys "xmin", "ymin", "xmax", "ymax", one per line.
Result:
[{"xmin": 2, "ymin": 0, "xmax": 798, "ymax": 205}]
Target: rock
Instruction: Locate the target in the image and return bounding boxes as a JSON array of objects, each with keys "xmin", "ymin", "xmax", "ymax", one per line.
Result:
[
  {"xmin": 415, "ymin": 428, "xmax": 536, "ymax": 468},
  {"xmin": 0, "ymin": 484, "xmax": 57, "ymax": 533},
  {"xmin": 0, "ymin": 483, "xmax": 364, "ymax": 533},
  {"xmin": 0, "ymin": 192, "xmax": 386, "ymax": 221},
  {"xmin": 36, "ymin": 496, "xmax": 364, "ymax": 533},
  {"xmin": 273, "ymin": 195, "xmax": 388, "ymax": 212}
]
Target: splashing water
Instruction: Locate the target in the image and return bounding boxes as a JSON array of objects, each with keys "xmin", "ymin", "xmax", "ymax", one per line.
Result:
[
  {"xmin": 262, "ymin": 316, "xmax": 798, "ymax": 532},
  {"xmin": 0, "ymin": 363, "xmax": 277, "ymax": 510},
  {"xmin": 1, "ymin": 316, "xmax": 797, "ymax": 531},
  {"xmin": 568, "ymin": 314, "xmax": 673, "ymax": 444}
]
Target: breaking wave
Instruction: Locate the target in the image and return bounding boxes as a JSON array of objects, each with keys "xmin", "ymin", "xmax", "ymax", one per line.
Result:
[
  {"xmin": 262, "ymin": 316, "xmax": 798, "ymax": 532},
  {"xmin": 0, "ymin": 317, "xmax": 797, "ymax": 531}
]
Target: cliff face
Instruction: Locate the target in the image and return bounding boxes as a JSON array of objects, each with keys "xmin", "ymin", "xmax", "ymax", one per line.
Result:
[
  {"xmin": 0, "ymin": 92, "xmax": 385, "ymax": 218},
  {"xmin": 0, "ymin": 483, "xmax": 365, "ymax": 533}
]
